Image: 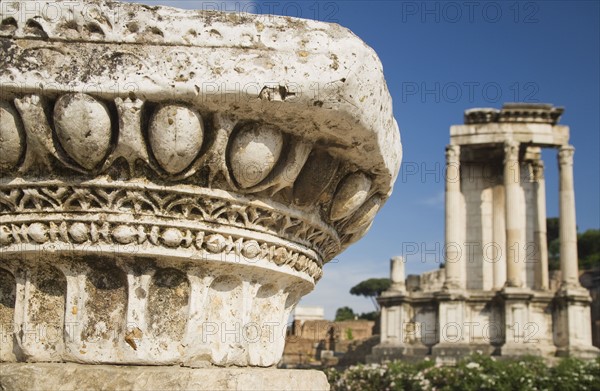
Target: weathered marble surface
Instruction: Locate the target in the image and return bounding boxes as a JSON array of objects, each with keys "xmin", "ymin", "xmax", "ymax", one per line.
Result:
[
  {"xmin": 0, "ymin": 0, "xmax": 401, "ymax": 191},
  {"xmin": 0, "ymin": 0, "xmax": 401, "ymax": 375},
  {"xmin": 0, "ymin": 363, "xmax": 330, "ymax": 391}
]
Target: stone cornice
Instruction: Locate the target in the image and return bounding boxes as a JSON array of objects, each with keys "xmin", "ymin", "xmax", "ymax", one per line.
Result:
[
  {"xmin": 0, "ymin": 0, "xmax": 401, "ymax": 194},
  {"xmin": 464, "ymin": 103, "xmax": 564, "ymax": 125},
  {"xmin": 452, "ymin": 104, "xmax": 569, "ymax": 147}
]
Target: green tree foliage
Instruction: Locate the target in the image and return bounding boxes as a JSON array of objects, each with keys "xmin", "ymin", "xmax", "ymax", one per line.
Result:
[
  {"xmin": 549, "ymin": 238, "xmax": 561, "ymax": 271},
  {"xmin": 547, "ymin": 217, "xmax": 561, "ymax": 270},
  {"xmin": 546, "ymin": 218, "xmax": 599, "ymax": 271},
  {"xmin": 547, "ymin": 217, "xmax": 560, "ymax": 242},
  {"xmin": 334, "ymin": 306, "xmax": 356, "ymax": 321},
  {"xmin": 350, "ymin": 278, "xmax": 391, "ymax": 310},
  {"xmin": 358, "ymin": 311, "xmax": 378, "ymax": 321},
  {"xmin": 335, "ymin": 307, "xmax": 380, "ymax": 322},
  {"xmin": 578, "ymin": 229, "xmax": 600, "ymax": 270}
]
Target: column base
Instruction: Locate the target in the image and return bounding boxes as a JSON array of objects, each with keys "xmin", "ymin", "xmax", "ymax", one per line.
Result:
[
  {"xmin": 553, "ymin": 286, "xmax": 598, "ymax": 359},
  {"xmin": 366, "ymin": 343, "xmax": 429, "ymax": 363},
  {"xmin": 499, "ymin": 343, "xmax": 545, "ymax": 358},
  {"xmin": 432, "ymin": 343, "xmax": 496, "ymax": 359},
  {"xmin": 555, "ymin": 345, "xmax": 600, "ymax": 359},
  {"xmin": 500, "ymin": 286, "xmax": 534, "ymax": 299},
  {"xmin": 555, "ymin": 286, "xmax": 592, "ymax": 302},
  {"xmin": 0, "ymin": 363, "xmax": 330, "ymax": 391}
]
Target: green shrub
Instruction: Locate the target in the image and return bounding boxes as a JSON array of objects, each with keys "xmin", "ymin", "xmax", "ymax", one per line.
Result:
[
  {"xmin": 551, "ymin": 357, "xmax": 600, "ymax": 391},
  {"xmin": 328, "ymin": 355, "xmax": 600, "ymax": 391},
  {"xmin": 345, "ymin": 328, "xmax": 354, "ymax": 341}
]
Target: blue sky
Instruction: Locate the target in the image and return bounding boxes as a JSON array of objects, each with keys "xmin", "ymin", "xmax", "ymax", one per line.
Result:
[{"xmin": 130, "ymin": 1, "xmax": 599, "ymax": 319}]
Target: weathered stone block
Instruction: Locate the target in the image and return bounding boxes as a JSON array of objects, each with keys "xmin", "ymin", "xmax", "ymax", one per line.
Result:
[{"xmin": 0, "ymin": 0, "xmax": 401, "ymax": 387}]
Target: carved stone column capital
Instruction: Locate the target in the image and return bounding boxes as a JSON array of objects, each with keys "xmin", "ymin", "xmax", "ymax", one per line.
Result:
[
  {"xmin": 445, "ymin": 144, "xmax": 460, "ymax": 163},
  {"xmin": 558, "ymin": 144, "xmax": 575, "ymax": 166},
  {"xmin": 0, "ymin": 0, "xmax": 401, "ymax": 373},
  {"xmin": 532, "ymin": 159, "xmax": 545, "ymax": 181},
  {"xmin": 503, "ymin": 140, "xmax": 520, "ymax": 163}
]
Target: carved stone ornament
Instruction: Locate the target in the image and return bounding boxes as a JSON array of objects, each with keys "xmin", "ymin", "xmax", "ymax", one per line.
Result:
[
  {"xmin": 445, "ymin": 144, "xmax": 460, "ymax": 164},
  {"xmin": 503, "ymin": 140, "xmax": 520, "ymax": 163},
  {"xmin": 464, "ymin": 103, "xmax": 564, "ymax": 125},
  {"xmin": 0, "ymin": 0, "xmax": 401, "ymax": 370},
  {"xmin": 558, "ymin": 144, "xmax": 575, "ymax": 167}
]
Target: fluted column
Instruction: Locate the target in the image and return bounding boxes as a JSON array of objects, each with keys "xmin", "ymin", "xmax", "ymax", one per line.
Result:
[
  {"xmin": 532, "ymin": 160, "xmax": 549, "ymax": 290},
  {"xmin": 434, "ymin": 157, "xmax": 470, "ymax": 359},
  {"xmin": 492, "ymin": 183, "xmax": 507, "ymax": 289},
  {"xmin": 504, "ymin": 140, "xmax": 523, "ymax": 287},
  {"xmin": 444, "ymin": 145, "xmax": 463, "ymax": 289},
  {"xmin": 558, "ymin": 145, "xmax": 579, "ymax": 288}
]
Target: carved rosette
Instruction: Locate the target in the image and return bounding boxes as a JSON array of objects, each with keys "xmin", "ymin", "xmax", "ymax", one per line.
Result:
[{"xmin": 0, "ymin": 1, "xmax": 401, "ymax": 367}]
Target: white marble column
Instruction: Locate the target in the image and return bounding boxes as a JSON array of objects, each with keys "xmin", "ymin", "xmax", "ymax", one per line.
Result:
[
  {"xmin": 390, "ymin": 256, "xmax": 406, "ymax": 292},
  {"xmin": 492, "ymin": 183, "xmax": 506, "ymax": 289},
  {"xmin": 558, "ymin": 145, "xmax": 580, "ymax": 288},
  {"xmin": 504, "ymin": 140, "xmax": 524, "ymax": 287},
  {"xmin": 532, "ymin": 159, "xmax": 549, "ymax": 290},
  {"xmin": 444, "ymin": 145, "xmax": 463, "ymax": 289}
]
